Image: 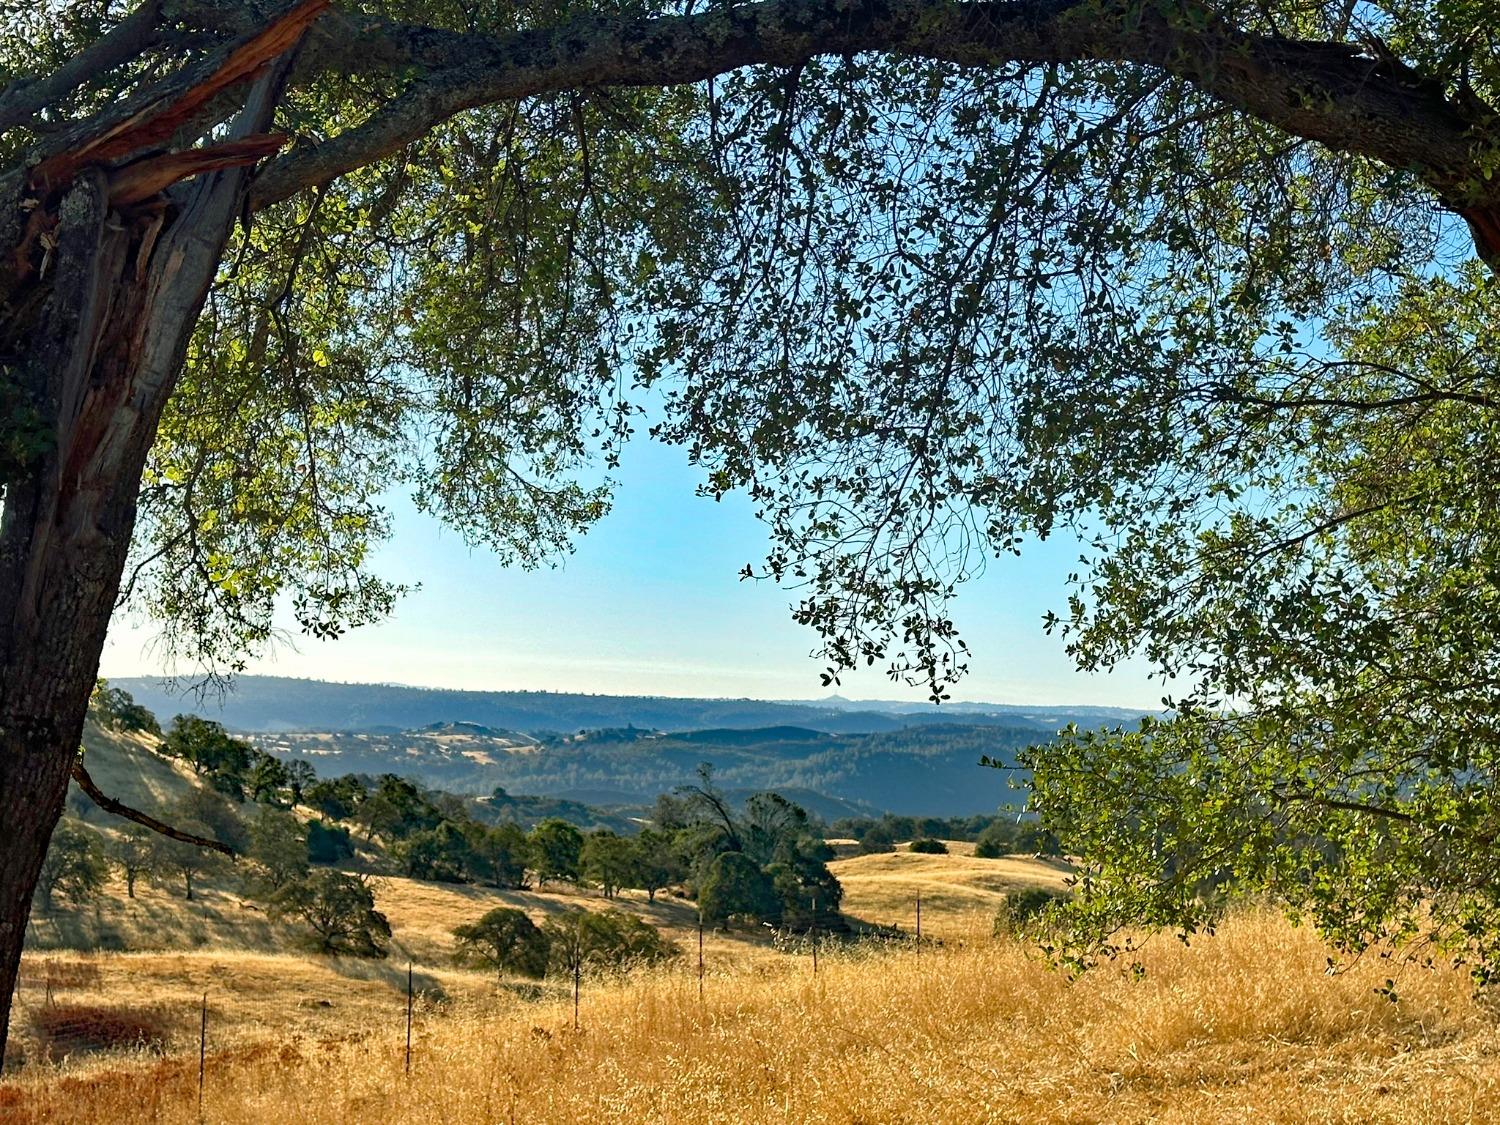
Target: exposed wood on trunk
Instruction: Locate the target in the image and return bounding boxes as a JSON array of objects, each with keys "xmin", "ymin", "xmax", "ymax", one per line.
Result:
[
  {"xmin": 25, "ymin": 0, "xmax": 327, "ymax": 195},
  {"xmin": 106, "ymin": 133, "xmax": 288, "ymax": 208},
  {"xmin": 0, "ymin": 24, "xmax": 312, "ymax": 1071},
  {"xmin": 70, "ymin": 760, "xmax": 237, "ymax": 855}
]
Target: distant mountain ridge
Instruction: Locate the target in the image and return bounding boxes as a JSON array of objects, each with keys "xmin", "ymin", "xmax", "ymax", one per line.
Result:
[{"xmin": 112, "ymin": 675, "xmax": 1152, "ymax": 736}]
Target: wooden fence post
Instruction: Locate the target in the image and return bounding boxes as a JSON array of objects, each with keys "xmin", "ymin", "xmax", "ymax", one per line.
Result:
[{"xmin": 197, "ymin": 992, "xmax": 207, "ymax": 1119}]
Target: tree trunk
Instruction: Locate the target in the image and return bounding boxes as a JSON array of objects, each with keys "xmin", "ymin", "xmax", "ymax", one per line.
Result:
[{"xmin": 0, "ymin": 83, "xmax": 285, "ymax": 1067}]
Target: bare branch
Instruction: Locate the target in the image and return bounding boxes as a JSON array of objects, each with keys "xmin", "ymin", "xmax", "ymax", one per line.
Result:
[{"xmin": 71, "ymin": 759, "xmax": 236, "ymax": 855}]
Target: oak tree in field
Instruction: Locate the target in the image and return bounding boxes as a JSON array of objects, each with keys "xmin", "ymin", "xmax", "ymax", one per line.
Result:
[
  {"xmin": 452, "ymin": 906, "xmax": 550, "ymax": 980},
  {"xmin": 542, "ymin": 908, "xmax": 679, "ymax": 978},
  {"xmin": 33, "ymin": 820, "xmax": 109, "ymax": 912},
  {"xmin": 699, "ymin": 851, "xmax": 780, "ymax": 928},
  {"xmin": 245, "ymin": 806, "xmax": 310, "ymax": 894},
  {"xmin": 580, "ymin": 829, "xmax": 638, "ymax": 899},
  {"xmin": 107, "ymin": 824, "xmax": 159, "ymax": 898},
  {"xmin": 528, "ymin": 818, "xmax": 584, "ymax": 888},
  {"xmin": 268, "ymin": 869, "xmax": 391, "ymax": 957},
  {"xmin": 4, "ymin": 0, "xmax": 1500, "ymax": 1055},
  {"xmin": 150, "ymin": 818, "xmax": 229, "ymax": 900}
]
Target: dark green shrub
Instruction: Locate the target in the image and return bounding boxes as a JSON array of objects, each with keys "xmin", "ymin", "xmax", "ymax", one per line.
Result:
[
  {"xmin": 307, "ymin": 819, "xmax": 354, "ymax": 864},
  {"xmin": 453, "ymin": 907, "xmax": 550, "ymax": 979},
  {"xmin": 908, "ymin": 838, "xmax": 948, "ymax": 854},
  {"xmin": 993, "ymin": 887, "xmax": 1069, "ymax": 936}
]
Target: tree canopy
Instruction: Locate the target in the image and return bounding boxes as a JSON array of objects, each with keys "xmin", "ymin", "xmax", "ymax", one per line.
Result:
[{"xmin": 5, "ymin": 0, "xmax": 1500, "ymax": 1034}]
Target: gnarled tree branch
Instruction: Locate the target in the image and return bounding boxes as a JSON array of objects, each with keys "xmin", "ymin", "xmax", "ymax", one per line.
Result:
[
  {"xmin": 245, "ymin": 0, "xmax": 1500, "ymax": 263},
  {"xmin": 71, "ymin": 759, "xmax": 236, "ymax": 855}
]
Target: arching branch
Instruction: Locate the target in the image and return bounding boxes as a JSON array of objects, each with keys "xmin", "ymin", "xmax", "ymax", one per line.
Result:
[
  {"xmin": 70, "ymin": 759, "xmax": 236, "ymax": 856},
  {"xmin": 245, "ymin": 0, "xmax": 1500, "ymax": 264}
]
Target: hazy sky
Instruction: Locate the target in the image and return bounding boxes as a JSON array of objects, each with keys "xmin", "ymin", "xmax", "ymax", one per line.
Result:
[{"xmin": 101, "ymin": 434, "xmax": 1163, "ymax": 708}]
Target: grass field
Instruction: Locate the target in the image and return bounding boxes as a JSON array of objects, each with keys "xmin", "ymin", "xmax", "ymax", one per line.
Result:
[
  {"xmin": 832, "ymin": 847, "xmax": 1073, "ymax": 940},
  {"xmin": 11, "ymin": 731, "xmax": 1497, "ymax": 1122},
  {"xmin": 5, "ymin": 909, "xmax": 1499, "ymax": 1124}
]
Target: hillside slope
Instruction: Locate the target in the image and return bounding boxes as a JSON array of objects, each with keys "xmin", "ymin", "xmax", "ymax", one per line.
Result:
[
  {"xmin": 830, "ymin": 849, "xmax": 1073, "ymax": 938},
  {"xmin": 75, "ymin": 725, "xmax": 213, "ymax": 815},
  {"xmin": 255, "ymin": 723, "xmax": 1034, "ymax": 815}
]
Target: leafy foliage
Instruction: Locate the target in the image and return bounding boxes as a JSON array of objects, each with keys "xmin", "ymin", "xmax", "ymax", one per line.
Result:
[
  {"xmin": 34, "ymin": 821, "xmax": 108, "ymax": 911},
  {"xmin": 542, "ymin": 908, "xmax": 679, "ymax": 977},
  {"xmin": 246, "ymin": 809, "xmax": 310, "ymax": 894},
  {"xmin": 528, "ymin": 819, "xmax": 584, "ymax": 887},
  {"xmin": 699, "ymin": 852, "xmax": 780, "ymax": 928},
  {"xmin": 269, "ymin": 870, "xmax": 391, "ymax": 958},
  {"xmin": 993, "ymin": 888, "xmax": 1071, "ymax": 939},
  {"xmin": 452, "ymin": 907, "xmax": 550, "ymax": 980},
  {"xmin": 87, "ymin": 680, "xmax": 161, "ymax": 736}
]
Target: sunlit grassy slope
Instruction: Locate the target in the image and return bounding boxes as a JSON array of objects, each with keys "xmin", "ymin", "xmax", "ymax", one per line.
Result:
[
  {"xmin": 17, "ymin": 731, "xmax": 1497, "ymax": 1122},
  {"xmin": 76, "ymin": 723, "xmax": 211, "ymax": 813},
  {"xmin": 831, "ymin": 846, "xmax": 1072, "ymax": 939},
  {"xmin": 7, "ymin": 910, "xmax": 1500, "ymax": 1124}
]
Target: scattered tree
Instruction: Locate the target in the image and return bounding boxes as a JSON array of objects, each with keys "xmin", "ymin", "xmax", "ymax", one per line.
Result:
[
  {"xmin": 150, "ymin": 821, "xmax": 228, "ymax": 901},
  {"xmin": 162, "ymin": 716, "xmax": 253, "ymax": 790},
  {"xmin": 542, "ymin": 909, "xmax": 679, "ymax": 979},
  {"xmin": 87, "ymin": 681, "xmax": 162, "ymax": 736},
  {"xmin": 246, "ymin": 808, "xmax": 310, "ymax": 894},
  {"xmin": 632, "ymin": 828, "xmax": 684, "ymax": 903},
  {"xmin": 580, "ymin": 830, "xmax": 638, "ymax": 899},
  {"xmin": 304, "ymin": 775, "xmax": 367, "ymax": 822},
  {"xmin": 34, "ymin": 822, "xmax": 108, "ymax": 912},
  {"xmin": 107, "ymin": 825, "xmax": 158, "ymax": 899},
  {"xmin": 528, "ymin": 819, "xmax": 583, "ymax": 888},
  {"xmin": 269, "ymin": 871, "xmax": 391, "ymax": 958},
  {"xmin": 283, "ymin": 760, "xmax": 317, "ymax": 807},
  {"xmin": 699, "ymin": 852, "xmax": 780, "ymax": 929},
  {"xmin": 169, "ymin": 790, "xmax": 249, "ymax": 853},
  {"xmin": 452, "ymin": 907, "xmax": 550, "ymax": 980},
  {"xmin": 908, "ymin": 839, "xmax": 948, "ymax": 855},
  {"xmin": 246, "ymin": 752, "xmax": 290, "ymax": 805},
  {"xmin": 394, "ymin": 821, "xmax": 474, "ymax": 882},
  {"xmin": 993, "ymin": 888, "xmax": 1070, "ymax": 939},
  {"xmin": 307, "ymin": 819, "xmax": 355, "ymax": 865},
  {"xmin": 466, "ymin": 822, "xmax": 531, "ymax": 890}
]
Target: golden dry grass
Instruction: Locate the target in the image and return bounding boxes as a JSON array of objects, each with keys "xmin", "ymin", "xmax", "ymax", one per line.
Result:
[
  {"xmin": 831, "ymin": 849, "xmax": 1072, "ymax": 939},
  {"xmin": 76, "ymin": 726, "xmax": 209, "ymax": 814},
  {"xmin": 6, "ymin": 910, "xmax": 1500, "ymax": 1124}
]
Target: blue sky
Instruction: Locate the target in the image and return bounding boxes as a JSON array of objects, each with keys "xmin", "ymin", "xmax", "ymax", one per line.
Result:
[{"xmin": 101, "ymin": 433, "xmax": 1163, "ymax": 708}]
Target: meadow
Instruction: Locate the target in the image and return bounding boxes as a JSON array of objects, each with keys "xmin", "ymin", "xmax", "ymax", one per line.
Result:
[{"xmin": 6, "ymin": 867, "xmax": 1500, "ymax": 1123}]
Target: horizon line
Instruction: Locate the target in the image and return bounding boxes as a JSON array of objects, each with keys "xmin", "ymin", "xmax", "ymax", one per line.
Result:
[{"xmin": 107, "ymin": 671, "xmax": 1161, "ymax": 712}]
